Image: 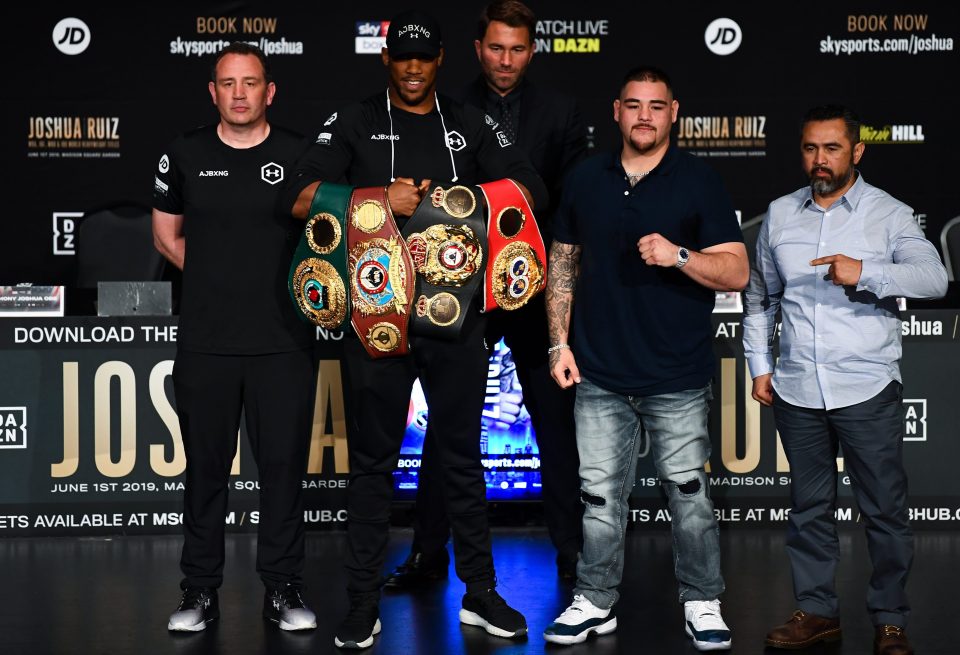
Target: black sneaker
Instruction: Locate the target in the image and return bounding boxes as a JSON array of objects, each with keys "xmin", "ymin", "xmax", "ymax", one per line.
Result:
[
  {"xmin": 383, "ymin": 550, "xmax": 449, "ymax": 589},
  {"xmin": 459, "ymin": 587, "xmax": 527, "ymax": 639},
  {"xmin": 168, "ymin": 587, "xmax": 219, "ymax": 632},
  {"xmin": 334, "ymin": 592, "xmax": 381, "ymax": 649},
  {"xmin": 263, "ymin": 583, "xmax": 317, "ymax": 631}
]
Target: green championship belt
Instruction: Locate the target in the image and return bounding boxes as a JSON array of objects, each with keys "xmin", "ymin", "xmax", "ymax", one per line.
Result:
[{"xmin": 288, "ymin": 182, "xmax": 353, "ymax": 329}]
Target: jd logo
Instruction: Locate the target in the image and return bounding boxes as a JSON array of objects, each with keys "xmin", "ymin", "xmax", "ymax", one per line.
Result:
[
  {"xmin": 705, "ymin": 18, "xmax": 741, "ymax": 56},
  {"xmin": 53, "ymin": 18, "xmax": 91, "ymax": 55}
]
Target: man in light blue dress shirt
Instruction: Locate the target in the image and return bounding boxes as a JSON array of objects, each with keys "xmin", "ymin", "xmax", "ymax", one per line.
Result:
[{"xmin": 743, "ymin": 105, "xmax": 947, "ymax": 655}]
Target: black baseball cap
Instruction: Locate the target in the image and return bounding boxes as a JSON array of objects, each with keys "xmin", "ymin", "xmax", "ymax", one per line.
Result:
[{"xmin": 386, "ymin": 10, "xmax": 442, "ymax": 58}]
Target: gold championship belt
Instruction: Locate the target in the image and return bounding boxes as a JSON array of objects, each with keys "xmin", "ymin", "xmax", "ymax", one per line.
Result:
[
  {"xmin": 288, "ymin": 183, "xmax": 353, "ymax": 329},
  {"xmin": 347, "ymin": 186, "xmax": 415, "ymax": 358},
  {"xmin": 477, "ymin": 178, "xmax": 547, "ymax": 312},
  {"xmin": 402, "ymin": 182, "xmax": 487, "ymax": 340}
]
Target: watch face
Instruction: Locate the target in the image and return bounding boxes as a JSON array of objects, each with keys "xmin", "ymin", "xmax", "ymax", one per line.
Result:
[{"xmin": 679, "ymin": 247, "xmax": 689, "ymax": 259}]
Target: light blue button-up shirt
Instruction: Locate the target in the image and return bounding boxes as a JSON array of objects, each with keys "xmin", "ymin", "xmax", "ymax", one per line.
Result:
[{"xmin": 743, "ymin": 174, "xmax": 948, "ymax": 410}]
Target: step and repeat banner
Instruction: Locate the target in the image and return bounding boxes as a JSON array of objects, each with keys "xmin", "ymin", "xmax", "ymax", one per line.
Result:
[
  {"xmin": 6, "ymin": 1, "xmax": 959, "ymax": 283},
  {"xmin": 2, "ymin": 3, "xmax": 959, "ymax": 535},
  {"xmin": 1, "ymin": 313, "xmax": 958, "ymax": 536}
]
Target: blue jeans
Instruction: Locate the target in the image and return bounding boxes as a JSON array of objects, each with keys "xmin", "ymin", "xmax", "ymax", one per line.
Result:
[{"xmin": 573, "ymin": 377, "xmax": 725, "ymax": 608}]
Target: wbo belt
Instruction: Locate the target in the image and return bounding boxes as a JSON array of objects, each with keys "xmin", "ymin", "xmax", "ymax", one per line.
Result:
[
  {"xmin": 288, "ymin": 182, "xmax": 353, "ymax": 329},
  {"xmin": 478, "ymin": 178, "xmax": 547, "ymax": 312},
  {"xmin": 402, "ymin": 182, "xmax": 486, "ymax": 340},
  {"xmin": 347, "ymin": 185, "xmax": 415, "ymax": 358}
]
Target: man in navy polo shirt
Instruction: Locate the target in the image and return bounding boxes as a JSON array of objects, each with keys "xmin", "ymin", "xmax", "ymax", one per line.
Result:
[{"xmin": 542, "ymin": 66, "xmax": 748, "ymax": 651}]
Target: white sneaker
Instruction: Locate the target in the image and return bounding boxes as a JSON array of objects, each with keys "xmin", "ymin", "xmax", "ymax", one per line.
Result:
[
  {"xmin": 684, "ymin": 599, "xmax": 732, "ymax": 651},
  {"xmin": 543, "ymin": 594, "xmax": 617, "ymax": 645}
]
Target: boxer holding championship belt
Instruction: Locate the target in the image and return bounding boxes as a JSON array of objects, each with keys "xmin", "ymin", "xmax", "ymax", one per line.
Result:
[
  {"xmin": 288, "ymin": 182, "xmax": 353, "ymax": 329},
  {"xmin": 347, "ymin": 185, "xmax": 415, "ymax": 358},
  {"xmin": 402, "ymin": 182, "xmax": 486, "ymax": 340},
  {"xmin": 478, "ymin": 178, "xmax": 547, "ymax": 312}
]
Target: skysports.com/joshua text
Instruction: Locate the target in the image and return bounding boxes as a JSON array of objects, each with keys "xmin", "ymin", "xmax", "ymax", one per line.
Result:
[{"xmin": 820, "ymin": 33, "xmax": 953, "ymax": 55}]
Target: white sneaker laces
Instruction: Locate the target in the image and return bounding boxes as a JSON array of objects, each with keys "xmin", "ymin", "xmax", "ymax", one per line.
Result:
[
  {"xmin": 557, "ymin": 594, "xmax": 604, "ymax": 623},
  {"xmin": 687, "ymin": 600, "xmax": 728, "ymax": 630}
]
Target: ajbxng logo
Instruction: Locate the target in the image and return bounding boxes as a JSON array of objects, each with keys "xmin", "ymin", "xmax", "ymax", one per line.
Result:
[{"xmin": 0, "ymin": 407, "xmax": 27, "ymax": 449}]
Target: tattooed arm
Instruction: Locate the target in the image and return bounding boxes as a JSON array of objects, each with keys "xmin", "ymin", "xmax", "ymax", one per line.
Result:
[{"xmin": 546, "ymin": 241, "xmax": 583, "ymax": 388}]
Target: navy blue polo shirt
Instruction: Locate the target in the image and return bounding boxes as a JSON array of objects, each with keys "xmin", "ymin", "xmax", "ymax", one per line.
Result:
[{"xmin": 553, "ymin": 144, "xmax": 742, "ymax": 396}]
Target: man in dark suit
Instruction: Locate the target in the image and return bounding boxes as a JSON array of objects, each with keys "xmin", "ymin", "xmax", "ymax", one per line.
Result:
[{"xmin": 385, "ymin": 0, "xmax": 587, "ymax": 587}]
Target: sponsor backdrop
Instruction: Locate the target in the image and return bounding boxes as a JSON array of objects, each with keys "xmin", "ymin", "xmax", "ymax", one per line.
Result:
[
  {"xmin": 2, "ymin": 312, "xmax": 959, "ymax": 536},
  {"xmin": 3, "ymin": 2, "xmax": 959, "ymax": 534}
]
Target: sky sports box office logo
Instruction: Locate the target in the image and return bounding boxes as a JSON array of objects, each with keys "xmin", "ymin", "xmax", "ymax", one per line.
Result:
[{"xmin": 355, "ymin": 21, "xmax": 389, "ymax": 54}]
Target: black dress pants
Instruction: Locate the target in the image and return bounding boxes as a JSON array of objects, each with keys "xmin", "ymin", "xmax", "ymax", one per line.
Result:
[
  {"xmin": 173, "ymin": 348, "xmax": 315, "ymax": 590},
  {"xmin": 342, "ymin": 316, "xmax": 496, "ymax": 594},
  {"xmin": 413, "ymin": 295, "xmax": 583, "ymax": 563}
]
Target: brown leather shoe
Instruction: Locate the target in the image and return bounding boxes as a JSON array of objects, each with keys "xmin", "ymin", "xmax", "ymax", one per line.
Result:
[
  {"xmin": 765, "ymin": 610, "xmax": 841, "ymax": 649},
  {"xmin": 874, "ymin": 625, "xmax": 914, "ymax": 655}
]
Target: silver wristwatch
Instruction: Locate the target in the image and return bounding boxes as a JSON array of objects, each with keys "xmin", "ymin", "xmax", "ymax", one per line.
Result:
[{"xmin": 676, "ymin": 246, "xmax": 690, "ymax": 269}]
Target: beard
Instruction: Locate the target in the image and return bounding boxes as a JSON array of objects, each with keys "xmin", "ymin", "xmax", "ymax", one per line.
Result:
[
  {"xmin": 809, "ymin": 160, "xmax": 854, "ymax": 196},
  {"xmin": 626, "ymin": 125, "xmax": 658, "ymax": 154}
]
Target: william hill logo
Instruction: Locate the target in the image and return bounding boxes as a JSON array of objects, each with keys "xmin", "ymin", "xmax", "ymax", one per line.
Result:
[{"xmin": 860, "ymin": 124, "xmax": 925, "ymax": 144}]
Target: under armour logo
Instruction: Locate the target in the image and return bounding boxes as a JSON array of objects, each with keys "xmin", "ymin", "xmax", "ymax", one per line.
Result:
[
  {"xmin": 261, "ymin": 162, "xmax": 284, "ymax": 185},
  {"xmin": 446, "ymin": 130, "xmax": 466, "ymax": 152}
]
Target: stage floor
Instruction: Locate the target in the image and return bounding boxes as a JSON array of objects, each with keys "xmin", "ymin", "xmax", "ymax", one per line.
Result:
[{"xmin": 0, "ymin": 527, "xmax": 953, "ymax": 654}]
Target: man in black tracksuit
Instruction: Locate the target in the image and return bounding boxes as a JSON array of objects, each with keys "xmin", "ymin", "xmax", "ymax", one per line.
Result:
[
  {"xmin": 279, "ymin": 10, "xmax": 547, "ymax": 650},
  {"xmin": 153, "ymin": 43, "xmax": 317, "ymax": 633},
  {"xmin": 386, "ymin": 0, "xmax": 586, "ymax": 588}
]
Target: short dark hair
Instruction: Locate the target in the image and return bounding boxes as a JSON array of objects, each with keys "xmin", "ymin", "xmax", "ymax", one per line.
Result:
[
  {"xmin": 802, "ymin": 105, "xmax": 860, "ymax": 144},
  {"xmin": 210, "ymin": 42, "xmax": 271, "ymax": 83},
  {"xmin": 478, "ymin": 0, "xmax": 536, "ymax": 42},
  {"xmin": 619, "ymin": 66, "xmax": 673, "ymax": 99}
]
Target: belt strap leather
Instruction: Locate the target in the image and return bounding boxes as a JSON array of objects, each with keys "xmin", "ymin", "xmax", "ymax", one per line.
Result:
[
  {"xmin": 402, "ymin": 182, "xmax": 487, "ymax": 340},
  {"xmin": 347, "ymin": 185, "xmax": 415, "ymax": 358},
  {"xmin": 478, "ymin": 178, "xmax": 547, "ymax": 312},
  {"xmin": 288, "ymin": 182, "xmax": 353, "ymax": 329}
]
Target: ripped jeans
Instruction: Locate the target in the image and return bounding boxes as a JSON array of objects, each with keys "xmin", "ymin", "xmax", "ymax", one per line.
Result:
[{"xmin": 573, "ymin": 378, "xmax": 724, "ymax": 609}]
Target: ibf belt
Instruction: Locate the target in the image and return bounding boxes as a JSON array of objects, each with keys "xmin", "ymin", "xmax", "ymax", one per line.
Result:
[
  {"xmin": 478, "ymin": 178, "xmax": 547, "ymax": 312},
  {"xmin": 402, "ymin": 182, "xmax": 486, "ymax": 340},
  {"xmin": 347, "ymin": 186, "xmax": 415, "ymax": 358},
  {"xmin": 288, "ymin": 182, "xmax": 353, "ymax": 329}
]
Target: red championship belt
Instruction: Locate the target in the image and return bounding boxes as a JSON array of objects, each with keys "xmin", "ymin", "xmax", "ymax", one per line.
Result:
[
  {"xmin": 478, "ymin": 178, "xmax": 547, "ymax": 312},
  {"xmin": 346, "ymin": 186, "xmax": 415, "ymax": 358}
]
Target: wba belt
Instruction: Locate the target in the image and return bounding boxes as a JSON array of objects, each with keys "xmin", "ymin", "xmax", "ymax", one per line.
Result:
[
  {"xmin": 347, "ymin": 186, "xmax": 415, "ymax": 358},
  {"xmin": 288, "ymin": 182, "xmax": 353, "ymax": 329},
  {"xmin": 478, "ymin": 178, "xmax": 547, "ymax": 312},
  {"xmin": 402, "ymin": 182, "xmax": 486, "ymax": 340}
]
